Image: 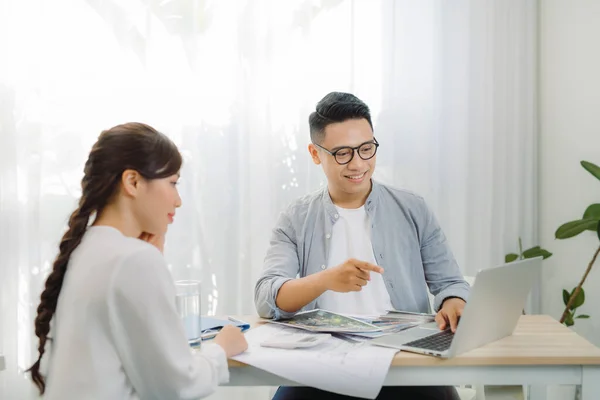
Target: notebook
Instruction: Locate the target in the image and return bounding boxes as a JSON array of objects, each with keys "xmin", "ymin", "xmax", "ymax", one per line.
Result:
[{"xmin": 200, "ymin": 317, "xmax": 251, "ymax": 340}]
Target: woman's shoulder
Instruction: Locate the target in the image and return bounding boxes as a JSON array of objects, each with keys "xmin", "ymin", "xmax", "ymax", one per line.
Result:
[
  {"xmin": 116, "ymin": 237, "xmax": 164, "ymax": 270},
  {"xmin": 99, "ymin": 233, "xmax": 170, "ymax": 296},
  {"xmin": 83, "ymin": 226, "xmax": 165, "ymax": 269}
]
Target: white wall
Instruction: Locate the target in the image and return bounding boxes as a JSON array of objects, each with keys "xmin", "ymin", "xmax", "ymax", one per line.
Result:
[{"xmin": 539, "ymin": 0, "xmax": 600, "ymax": 346}]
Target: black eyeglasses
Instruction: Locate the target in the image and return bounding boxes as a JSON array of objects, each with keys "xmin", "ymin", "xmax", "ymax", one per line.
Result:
[{"xmin": 313, "ymin": 138, "xmax": 379, "ymax": 165}]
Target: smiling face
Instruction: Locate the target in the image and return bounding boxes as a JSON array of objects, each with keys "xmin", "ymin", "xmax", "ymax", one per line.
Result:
[
  {"xmin": 308, "ymin": 118, "xmax": 376, "ymax": 207},
  {"xmin": 124, "ymin": 171, "xmax": 182, "ymax": 235}
]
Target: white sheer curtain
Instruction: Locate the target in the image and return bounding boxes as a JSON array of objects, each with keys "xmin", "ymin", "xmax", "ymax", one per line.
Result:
[{"xmin": 0, "ymin": 0, "xmax": 537, "ymax": 398}]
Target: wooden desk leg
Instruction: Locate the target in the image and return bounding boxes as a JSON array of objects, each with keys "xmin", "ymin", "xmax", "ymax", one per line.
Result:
[
  {"xmin": 581, "ymin": 366, "xmax": 600, "ymax": 400},
  {"xmin": 527, "ymin": 385, "xmax": 546, "ymax": 400}
]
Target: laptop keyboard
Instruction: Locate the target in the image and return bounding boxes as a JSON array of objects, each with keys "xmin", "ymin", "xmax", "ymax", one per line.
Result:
[{"xmin": 403, "ymin": 329, "xmax": 454, "ymax": 352}]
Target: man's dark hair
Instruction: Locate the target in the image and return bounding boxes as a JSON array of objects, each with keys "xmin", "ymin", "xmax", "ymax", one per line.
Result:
[{"xmin": 309, "ymin": 92, "xmax": 373, "ymax": 144}]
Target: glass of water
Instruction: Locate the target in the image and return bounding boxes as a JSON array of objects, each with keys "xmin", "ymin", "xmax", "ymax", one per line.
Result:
[{"xmin": 174, "ymin": 280, "xmax": 202, "ymax": 347}]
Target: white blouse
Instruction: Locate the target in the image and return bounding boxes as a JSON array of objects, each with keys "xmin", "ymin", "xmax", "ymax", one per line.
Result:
[{"xmin": 43, "ymin": 226, "xmax": 228, "ymax": 399}]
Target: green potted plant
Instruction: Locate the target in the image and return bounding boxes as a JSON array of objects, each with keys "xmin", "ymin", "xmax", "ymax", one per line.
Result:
[
  {"xmin": 554, "ymin": 161, "xmax": 600, "ymax": 326},
  {"xmin": 505, "ymin": 160, "xmax": 600, "ymax": 327}
]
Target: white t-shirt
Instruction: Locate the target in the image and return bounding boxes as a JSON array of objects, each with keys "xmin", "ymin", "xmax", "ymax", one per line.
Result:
[
  {"xmin": 43, "ymin": 226, "xmax": 228, "ymax": 400},
  {"xmin": 316, "ymin": 205, "xmax": 393, "ymax": 317}
]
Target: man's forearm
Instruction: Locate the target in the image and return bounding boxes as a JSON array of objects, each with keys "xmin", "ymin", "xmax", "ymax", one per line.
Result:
[
  {"xmin": 433, "ymin": 280, "xmax": 470, "ymax": 312},
  {"xmin": 275, "ymin": 272, "xmax": 329, "ymax": 313}
]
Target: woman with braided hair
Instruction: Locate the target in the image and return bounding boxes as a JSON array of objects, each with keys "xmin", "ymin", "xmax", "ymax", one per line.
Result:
[{"xmin": 27, "ymin": 123, "xmax": 247, "ymax": 399}]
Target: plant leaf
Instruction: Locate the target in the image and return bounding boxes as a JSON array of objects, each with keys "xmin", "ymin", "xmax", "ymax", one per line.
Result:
[
  {"xmin": 505, "ymin": 253, "xmax": 519, "ymax": 263},
  {"xmin": 562, "ymin": 289, "xmax": 570, "ymax": 306},
  {"xmin": 539, "ymin": 249, "xmax": 553, "ymax": 259},
  {"xmin": 575, "ymin": 314, "xmax": 590, "ymax": 319},
  {"xmin": 564, "ymin": 312, "xmax": 574, "ymax": 327},
  {"xmin": 581, "ymin": 161, "xmax": 600, "ymax": 182},
  {"xmin": 522, "ymin": 247, "xmax": 553, "ymax": 260},
  {"xmin": 597, "ymin": 220, "xmax": 600, "ymax": 242},
  {"xmin": 570, "ymin": 287, "xmax": 585, "ymax": 309},
  {"xmin": 555, "ymin": 219, "xmax": 599, "ymax": 239},
  {"xmin": 522, "ymin": 246, "xmax": 540, "ymax": 257},
  {"xmin": 583, "ymin": 204, "xmax": 600, "ymax": 220}
]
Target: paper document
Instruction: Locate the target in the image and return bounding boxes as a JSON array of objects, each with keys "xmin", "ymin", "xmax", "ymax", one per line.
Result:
[
  {"xmin": 380, "ymin": 310, "xmax": 436, "ymax": 324},
  {"xmin": 339, "ymin": 321, "xmax": 418, "ymax": 339},
  {"xmin": 232, "ymin": 324, "xmax": 398, "ymax": 399},
  {"xmin": 268, "ymin": 309, "xmax": 381, "ymax": 333}
]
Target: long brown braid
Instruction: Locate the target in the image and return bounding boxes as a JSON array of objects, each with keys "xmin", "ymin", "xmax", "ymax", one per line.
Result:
[{"xmin": 27, "ymin": 122, "xmax": 182, "ymax": 394}]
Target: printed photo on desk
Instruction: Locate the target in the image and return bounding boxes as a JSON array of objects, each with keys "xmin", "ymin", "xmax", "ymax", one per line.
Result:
[{"xmin": 269, "ymin": 309, "xmax": 381, "ymax": 333}]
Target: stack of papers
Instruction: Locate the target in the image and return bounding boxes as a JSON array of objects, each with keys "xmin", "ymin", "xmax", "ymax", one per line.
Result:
[
  {"xmin": 268, "ymin": 309, "xmax": 419, "ymax": 340},
  {"xmin": 229, "ymin": 309, "xmax": 436, "ymax": 398},
  {"xmin": 268, "ymin": 309, "xmax": 381, "ymax": 333},
  {"xmin": 379, "ymin": 310, "xmax": 436, "ymax": 324}
]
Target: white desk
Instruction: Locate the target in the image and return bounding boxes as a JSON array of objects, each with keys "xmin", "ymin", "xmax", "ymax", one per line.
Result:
[{"xmin": 225, "ymin": 315, "xmax": 600, "ymax": 400}]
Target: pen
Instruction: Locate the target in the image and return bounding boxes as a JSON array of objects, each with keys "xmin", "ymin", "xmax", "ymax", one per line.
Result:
[{"xmin": 228, "ymin": 316, "xmax": 250, "ymax": 326}]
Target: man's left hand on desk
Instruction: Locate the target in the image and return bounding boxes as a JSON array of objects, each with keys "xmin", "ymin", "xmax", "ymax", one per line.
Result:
[{"xmin": 435, "ymin": 297, "xmax": 466, "ymax": 333}]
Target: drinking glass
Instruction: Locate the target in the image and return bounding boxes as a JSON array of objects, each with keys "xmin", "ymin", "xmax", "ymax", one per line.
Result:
[{"xmin": 174, "ymin": 280, "xmax": 202, "ymax": 347}]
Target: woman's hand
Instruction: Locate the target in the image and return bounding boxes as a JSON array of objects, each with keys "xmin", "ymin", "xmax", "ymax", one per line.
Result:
[{"xmin": 138, "ymin": 232, "xmax": 165, "ymax": 253}]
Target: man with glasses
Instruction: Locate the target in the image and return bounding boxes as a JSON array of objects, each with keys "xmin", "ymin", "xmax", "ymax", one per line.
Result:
[{"xmin": 255, "ymin": 92, "xmax": 466, "ymax": 400}]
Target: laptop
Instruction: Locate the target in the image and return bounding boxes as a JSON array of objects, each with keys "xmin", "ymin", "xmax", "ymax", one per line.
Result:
[{"xmin": 370, "ymin": 257, "xmax": 542, "ymax": 358}]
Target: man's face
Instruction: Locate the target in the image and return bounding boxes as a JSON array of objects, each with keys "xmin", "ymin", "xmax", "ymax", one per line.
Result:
[{"xmin": 308, "ymin": 118, "xmax": 376, "ymax": 199}]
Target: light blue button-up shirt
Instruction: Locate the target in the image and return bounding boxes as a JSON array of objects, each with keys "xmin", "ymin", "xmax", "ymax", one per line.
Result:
[{"xmin": 254, "ymin": 180, "xmax": 470, "ymax": 319}]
